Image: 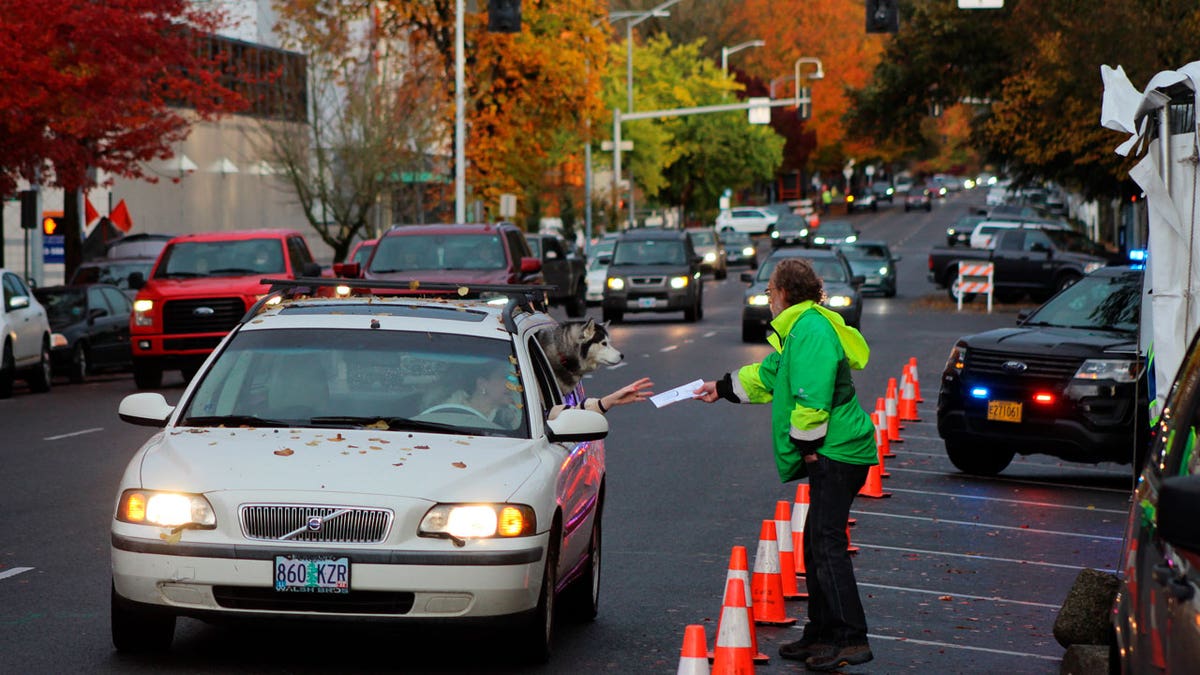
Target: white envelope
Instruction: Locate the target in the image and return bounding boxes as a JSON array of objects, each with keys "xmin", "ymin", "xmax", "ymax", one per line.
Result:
[{"xmin": 650, "ymin": 379, "xmax": 705, "ymax": 408}]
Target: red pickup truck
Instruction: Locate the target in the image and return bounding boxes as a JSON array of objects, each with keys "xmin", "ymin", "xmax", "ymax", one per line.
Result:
[{"xmin": 129, "ymin": 229, "xmax": 323, "ymax": 388}]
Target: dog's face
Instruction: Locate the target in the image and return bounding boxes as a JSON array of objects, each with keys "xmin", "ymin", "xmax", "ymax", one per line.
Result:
[{"xmin": 577, "ymin": 318, "xmax": 623, "ymax": 370}]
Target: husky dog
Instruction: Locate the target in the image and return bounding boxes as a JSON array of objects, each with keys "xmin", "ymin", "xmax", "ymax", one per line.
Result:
[{"xmin": 536, "ymin": 318, "xmax": 624, "ymax": 394}]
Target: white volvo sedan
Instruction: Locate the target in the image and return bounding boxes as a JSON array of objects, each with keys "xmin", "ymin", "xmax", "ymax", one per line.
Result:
[{"xmin": 110, "ymin": 280, "xmax": 608, "ymax": 663}]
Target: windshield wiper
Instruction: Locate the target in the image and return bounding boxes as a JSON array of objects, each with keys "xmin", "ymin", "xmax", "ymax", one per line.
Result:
[
  {"xmin": 207, "ymin": 267, "xmax": 261, "ymax": 275},
  {"xmin": 308, "ymin": 416, "xmax": 464, "ymax": 433},
  {"xmin": 160, "ymin": 271, "xmax": 206, "ymax": 278},
  {"xmin": 182, "ymin": 415, "xmax": 294, "ymax": 428}
]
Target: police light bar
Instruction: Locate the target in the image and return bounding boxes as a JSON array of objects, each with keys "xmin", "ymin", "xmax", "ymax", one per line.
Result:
[{"xmin": 1128, "ymin": 249, "xmax": 1147, "ymax": 262}]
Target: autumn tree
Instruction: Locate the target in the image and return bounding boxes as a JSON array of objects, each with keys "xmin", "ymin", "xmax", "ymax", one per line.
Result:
[
  {"xmin": 0, "ymin": 0, "xmax": 247, "ymax": 277},
  {"xmin": 265, "ymin": 6, "xmax": 446, "ymax": 262}
]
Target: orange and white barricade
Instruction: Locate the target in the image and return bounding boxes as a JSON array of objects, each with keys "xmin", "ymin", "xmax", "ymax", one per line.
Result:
[{"xmin": 955, "ymin": 261, "xmax": 994, "ymax": 313}]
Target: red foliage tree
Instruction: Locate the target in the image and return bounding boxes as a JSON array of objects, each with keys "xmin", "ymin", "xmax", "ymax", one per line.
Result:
[{"xmin": 0, "ymin": 0, "xmax": 248, "ymax": 273}]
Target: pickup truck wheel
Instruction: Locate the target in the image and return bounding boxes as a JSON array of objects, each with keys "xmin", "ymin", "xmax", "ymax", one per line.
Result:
[
  {"xmin": 946, "ymin": 442, "xmax": 1014, "ymax": 476},
  {"xmin": 566, "ymin": 284, "xmax": 586, "ymax": 318}
]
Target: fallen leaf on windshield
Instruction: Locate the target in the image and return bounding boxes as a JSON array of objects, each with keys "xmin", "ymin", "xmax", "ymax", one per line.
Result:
[
  {"xmin": 457, "ymin": 286, "xmax": 469, "ymax": 296},
  {"xmin": 392, "ymin": 462, "xmax": 404, "ymax": 467},
  {"xmin": 366, "ymin": 420, "xmax": 389, "ymax": 430},
  {"xmin": 509, "ymin": 356, "xmax": 518, "ymax": 364},
  {"xmin": 455, "ymin": 440, "xmax": 470, "ymax": 445},
  {"xmin": 274, "ymin": 448, "xmax": 294, "ymax": 456},
  {"xmin": 306, "ymin": 440, "xmax": 320, "ymax": 446},
  {"xmin": 452, "ymin": 461, "xmax": 466, "ymax": 468},
  {"xmin": 505, "ymin": 382, "xmax": 523, "ymax": 392},
  {"xmin": 409, "ymin": 280, "xmax": 420, "ymax": 290},
  {"xmin": 938, "ymin": 595, "xmax": 953, "ymax": 601},
  {"xmin": 370, "ymin": 446, "xmax": 382, "ymax": 450}
]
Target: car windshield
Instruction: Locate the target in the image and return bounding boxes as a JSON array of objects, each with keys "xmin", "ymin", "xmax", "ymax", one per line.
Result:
[
  {"xmin": 688, "ymin": 230, "xmax": 716, "ymax": 246},
  {"xmin": 1042, "ymin": 228, "xmax": 1109, "ymax": 256},
  {"xmin": 181, "ymin": 328, "xmax": 529, "ymax": 438},
  {"xmin": 776, "ymin": 214, "xmax": 808, "ymax": 230},
  {"xmin": 370, "ymin": 233, "xmax": 506, "ymax": 272},
  {"xmin": 816, "ymin": 221, "xmax": 854, "ymax": 237},
  {"xmin": 722, "ymin": 231, "xmax": 751, "ymax": 245},
  {"xmin": 758, "ymin": 257, "xmax": 848, "ymax": 284},
  {"xmin": 611, "ymin": 239, "xmax": 686, "ymax": 265},
  {"xmin": 34, "ymin": 288, "xmax": 86, "ymax": 326},
  {"xmin": 1024, "ymin": 271, "xmax": 1141, "ymax": 332},
  {"xmin": 70, "ymin": 261, "xmax": 153, "ymax": 289},
  {"xmin": 840, "ymin": 244, "xmax": 888, "ymax": 260},
  {"xmin": 155, "ymin": 239, "xmax": 285, "ymax": 278}
]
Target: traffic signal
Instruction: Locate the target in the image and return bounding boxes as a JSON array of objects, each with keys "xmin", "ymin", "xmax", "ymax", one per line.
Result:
[
  {"xmin": 42, "ymin": 215, "xmax": 64, "ymax": 236},
  {"xmin": 866, "ymin": 0, "xmax": 899, "ymax": 34},
  {"xmin": 487, "ymin": 0, "xmax": 521, "ymax": 33}
]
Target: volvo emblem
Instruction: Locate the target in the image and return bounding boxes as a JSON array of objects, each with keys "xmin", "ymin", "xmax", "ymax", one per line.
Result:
[
  {"xmin": 193, "ymin": 306, "xmax": 215, "ymax": 317},
  {"xmin": 306, "ymin": 515, "xmax": 323, "ymax": 531},
  {"xmin": 1001, "ymin": 360, "xmax": 1028, "ymax": 373}
]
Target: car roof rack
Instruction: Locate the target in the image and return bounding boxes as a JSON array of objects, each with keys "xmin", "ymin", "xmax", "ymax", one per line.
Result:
[{"xmin": 245, "ymin": 277, "xmax": 555, "ymax": 333}]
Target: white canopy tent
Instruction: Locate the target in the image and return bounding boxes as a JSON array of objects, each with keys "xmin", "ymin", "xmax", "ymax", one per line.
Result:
[{"xmin": 1102, "ymin": 62, "xmax": 1200, "ymax": 420}]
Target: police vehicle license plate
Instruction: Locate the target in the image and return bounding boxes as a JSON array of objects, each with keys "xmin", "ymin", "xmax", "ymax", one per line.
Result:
[
  {"xmin": 638, "ymin": 297, "xmax": 657, "ymax": 308},
  {"xmin": 274, "ymin": 556, "xmax": 350, "ymax": 593},
  {"xmin": 987, "ymin": 401, "xmax": 1022, "ymax": 423}
]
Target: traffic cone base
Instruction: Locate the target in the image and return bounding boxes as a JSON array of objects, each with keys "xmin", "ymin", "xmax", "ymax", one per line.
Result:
[
  {"xmin": 847, "ymin": 524, "xmax": 859, "ymax": 554},
  {"xmin": 858, "ymin": 462, "xmax": 891, "ymax": 498},
  {"xmin": 677, "ymin": 625, "xmax": 711, "ymax": 675}
]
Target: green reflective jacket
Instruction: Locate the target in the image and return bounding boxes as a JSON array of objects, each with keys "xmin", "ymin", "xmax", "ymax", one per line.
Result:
[{"xmin": 730, "ymin": 301, "xmax": 878, "ymax": 481}]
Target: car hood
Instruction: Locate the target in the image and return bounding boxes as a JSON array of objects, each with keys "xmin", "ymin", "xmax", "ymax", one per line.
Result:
[
  {"xmin": 962, "ymin": 326, "xmax": 1138, "ymax": 356},
  {"xmin": 136, "ymin": 428, "xmax": 542, "ymax": 502},
  {"xmin": 366, "ymin": 269, "xmax": 511, "ymax": 284},
  {"xmin": 606, "ymin": 264, "xmax": 692, "ymax": 276},
  {"xmin": 143, "ymin": 276, "xmax": 272, "ymax": 297}
]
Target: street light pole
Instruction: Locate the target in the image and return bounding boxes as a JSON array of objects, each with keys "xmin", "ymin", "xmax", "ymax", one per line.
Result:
[
  {"xmin": 454, "ymin": 0, "xmax": 465, "ymax": 223},
  {"xmin": 721, "ymin": 39, "xmax": 765, "ymax": 77},
  {"xmin": 793, "ymin": 56, "xmax": 824, "ymax": 122}
]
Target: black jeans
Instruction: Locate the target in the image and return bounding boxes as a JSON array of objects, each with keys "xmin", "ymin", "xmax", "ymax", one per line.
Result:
[{"xmin": 800, "ymin": 454, "xmax": 871, "ymax": 647}]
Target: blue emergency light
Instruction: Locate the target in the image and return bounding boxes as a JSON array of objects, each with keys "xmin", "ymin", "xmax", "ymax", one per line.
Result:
[{"xmin": 970, "ymin": 387, "xmax": 990, "ymax": 399}]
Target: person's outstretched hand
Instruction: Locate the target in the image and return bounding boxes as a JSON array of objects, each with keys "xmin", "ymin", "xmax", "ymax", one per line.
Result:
[
  {"xmin": 599, "ymin": 377, "xmax": 655, "ymax": 410},
  {"xmin": 693, "ymin": 380, "xmax": 720, "ymax": 403}
]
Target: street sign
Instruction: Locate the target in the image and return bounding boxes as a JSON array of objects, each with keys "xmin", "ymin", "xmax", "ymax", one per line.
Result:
[
  {"xmin": 865, "ymin": 165, "xmax": 876, "ymax": 178},
  {"xmin": 748, "ymin": 97, "xmax": 771, "ymax": 124},
  {"xmin": 43, "ymin": 235, "xmax": 64, "ymax": 264},
  {"xmin": 499, "ymin": 193, "xmax": 517, "ymax": 218},
  {"xmin": 600, "ymin": 140, "xmax": 634, "ymax": 151}
]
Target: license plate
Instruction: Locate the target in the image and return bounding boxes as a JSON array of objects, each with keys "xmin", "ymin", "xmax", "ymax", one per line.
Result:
[
  {"xmin": 638, "ymin": 297, "xmax": 657, "ymax": 308},
  {"xmin": 274, "ymin": 556, "xmax": 350, "ymax": 593},
  {"xmin": 987, "ymin": 400, "xmax": 1023, "ymax": 423}
]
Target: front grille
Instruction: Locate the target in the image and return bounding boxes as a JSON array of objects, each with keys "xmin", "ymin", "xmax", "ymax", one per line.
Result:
[
  {"xmin": 965, "ymin": 348, "xmax": 1084, "ymax": 380},
  {"xmin": 241, "ymin": 504, "xmax": 393, "ymax": 543},
  {"xmin": 213, "ymin": 586, "xmax": 414, "ymax": 614},
  {"xmin": 163, "ymin": 297, "xmax": 245, "ymax": 335},
  {"xmin": 630, "ymin": 276, "xmax": 665, "ymax": 286},
  {"xmin": 163, "ymin": 336, "xmax": 224, "ymax": 351}
]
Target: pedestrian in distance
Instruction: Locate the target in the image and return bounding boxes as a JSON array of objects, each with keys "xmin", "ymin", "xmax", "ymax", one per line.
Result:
[
  {"xmin": 821, "ymin": 185, "xmax": 833, "ymax": 215},
  {"xmin": 693, "ymin": 257, "xmax": 877, "ymax": 671}
]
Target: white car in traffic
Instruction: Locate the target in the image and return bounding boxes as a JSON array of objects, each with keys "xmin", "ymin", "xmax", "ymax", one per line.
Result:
[
  {"xmin": 110, "ymin": 281, "xmax": 609, "ymax": 662},
  {"xmin": 715, "ymin": 207, "xmax": 779, "ymax": 235},
  {"xmin": 1, "ymin": 268, "xmax": 53, "ymax": 397}
]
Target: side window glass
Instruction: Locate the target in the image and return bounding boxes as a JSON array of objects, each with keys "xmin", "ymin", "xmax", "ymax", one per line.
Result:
[
  {"xmin": 102, "ymin": 288, "xmax": 131, "ymax": 314},
  {"xmin": 289, "ymin": 238, "xmax": 314, "ymax": 266},
  {"xmin": 87, "ymin": 287, "xmax": 111, "ymax": 315},
  {"xmin": 1024, "ymin": 231, "xmax": 1052, "ymax": 252},
  {"xmin": 2, "ymin": 274, "xmax": 14, "ymax": 308},
  {"xmin": 526, "ymin": 336, "xmax": 562, "ymax": 412}
]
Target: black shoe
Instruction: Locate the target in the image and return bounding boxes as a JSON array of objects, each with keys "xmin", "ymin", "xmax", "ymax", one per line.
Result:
[
  {"xmin": 779, "ymin": 639, "xmax": 834, "ymax": 662},
  {"xmin": 805, "ymin": 643, "xmax": 873, "ymax": 671}
]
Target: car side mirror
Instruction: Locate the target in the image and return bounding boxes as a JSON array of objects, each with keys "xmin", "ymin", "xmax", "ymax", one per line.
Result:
[
  {"xmin": 740, "ymin": 271, "xmax": 756, "ymax": 283},
  {"xmin": 119, "ymin": 393, "xmax": 175, "ymax": 427},
  {"xmin": 301, "ymin": 261, "xmax": 323, "ymax": 277},
  {"xmin": 1157, "ymin": 474, "xmax": 1200, "ymax": 554},
  {"xmin": 546, "ymin": 408, "xmax": 609, "ymax": 443},
  {"xmin": 127, "ymin": 272, "xmax": 146, "ymax": 290},
  {"xmin": 333, "ymin": 262, "xmax": 361, "ymax": 278},
  {"xmin": 88, "ymin": 307, "xmax": 108, "ymax": 321},
  {"xmin": 520, "ymin": 257, "xmax": 542, "ymax": 273},
  {"xmin": 8, "ymin": 295, "xmax": 30, "ymax": 310},
  {"xmin": 852, "ymin": 275, "xmax": 866, "ymax": 287}
]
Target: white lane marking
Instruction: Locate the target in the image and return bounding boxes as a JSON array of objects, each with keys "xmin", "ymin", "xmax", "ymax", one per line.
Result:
[
  {"xmin": 659, "ymin": 345, "xmax": 678, "ymax": 352},
  {"xmin": 606, "ymin": 362, "xmax": 628, "ymax": 370},
  {"xmin": 857, "ymin": 542, "xmax": 1115, "ymax": 573},
  {"xmin": 858, "ymin": 582, "xmax": 1060, "ymax": 609},
  {"xmin": 885, "ymin": 466, "xmax": 1133, "ymax": 494},
  {"xmin": 884, "ymin": 487, "xmax": 1128, "ymax": 514},
  {"xmin": 850, "ymin": 510, "xmax": 1124, "ymax": 541},
  {"xmin": 702, "ymin": 331, "xmax": 717, "ymax": 338},
  {"xmin": 44, "ymin": 427, "xmax": 103, "ymax": 441},
  {"xmin": 866, "ymin": 633, "xmax": 1061, "ymax": 661},
  {"xmin": 0, "ymin": 567, "xmax": 34, "ymax": 581}
]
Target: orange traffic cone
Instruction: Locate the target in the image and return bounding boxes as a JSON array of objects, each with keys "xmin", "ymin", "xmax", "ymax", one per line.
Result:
[
  {"xmin": 909, "ymin": 356, "xmax": 924, "ymax": 402},
  {"xmin": 790, "ymin": 484, "xmax": 809, "ymax": 576},
  {"xmin": 750, "ymin": 520, "xmax": 797, "ymax": 625},
  {"xmin": 1149, "ymin": 590, "xmax": 1167, "ymax": 669},
  {"xmin": 677, "ymin": 625, "xmax": 711, "ymax": 675},
  {"xmin": 885, "ymin": 379, "xmax": 904, "ymax": 442},
  {"xmin": 846, "ymin": 523, "xmax": 859, "ymax": 554},
  {"xmin": 858, "ymin": 461, "xmax": 891, "ymax": 499},
  {"xmin": 711, "ymin": 579, "xmax": 756, "ymax": 675},
  {"xmin": 875, "ymin": 423, "xmax": 891, "ymax": 479},
  {"xmin": 899, "ymin": 364, "xmax": 921, "ymax": 422},
  {"xmin": 710, "ymin": 546, "xmax": 768, "ymax": 664},
  {"xmin": 774, "ymin": 501, "xmax": 806, "ymax": 600},
  {"xmin": 872, "ymin": 411, "xmax": 894, "ymax": 459}
]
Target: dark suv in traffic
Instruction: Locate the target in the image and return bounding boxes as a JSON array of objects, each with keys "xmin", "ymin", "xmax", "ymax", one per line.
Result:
[
  {"xmin": 602, "ymin": 229, "xmax": 702, "ymax": 323},
  {"xmin": 936, "ymin": 265, "xmax": 1148, "ymax": 475},
  {"xmin": 356, "ymin": 223, "xmax": 543, "ymax": 293}
]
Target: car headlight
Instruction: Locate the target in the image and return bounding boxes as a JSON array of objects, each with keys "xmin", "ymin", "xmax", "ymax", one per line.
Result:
[
  {"xmin": 132, "ymin": 299, "xmax": 154, "ymax": 327},
  {"xmin": 51, "ymin": 333, "xmax": 68, "ymax": 348},
  {"xmin": 419, "ymin": 503, "xmax": 536, "ymax": 539},
  {"xmin": 607, "ymin": 277, "xmax": 625, "ymax": 291},
  {"xmin": 800, "ymin": 228, "xmax": 809, "ymax": 237},
  {"xmin": 704, "ymin": 252, "xmax": 716, "ymax": 263},
  {"xmin": 1074, "ymin": 359, "xmax": 1140, "ymax": 383},
  {"xmin": 670, "ymin": 276, "xmax": 689, "ymax": 289},
  {"xmin": 878, "ymin": 266, "xmax": 889, "ymax": 276},
  {"xmin": 748, "ymin": 294, "xmax": 769, "ymax": 306},
  {"xmin": 826, "ymin": 295, "xmax": 852, "ymax": 308},
  {"xmin": 771, "ymin": 230, "xmax": 779, "ymax": 239},
  {"xmin": 846, "ymin": 195, "xmax": 856, "ymax": 203},
  {"xmin": 813, "ymin": 237, "xmax": 827, "ymax": 245},
  {"xmin": 946, "ymin": 342, "xmax": 967, "ymax": 371},
  {"xmin": 116, "ymin": 490, "xmax": 216, "ymax": 528},
  {"xmin": 1084, "ymin": 261, "xmax": 1104, "ymax": 274},
  {"xmin": 742, "ymin": 246, "xmax": 756, "ymax": 256},
  {"xmin": 845, "ymin": 235, "xmax": 857, "ymax": 243}
]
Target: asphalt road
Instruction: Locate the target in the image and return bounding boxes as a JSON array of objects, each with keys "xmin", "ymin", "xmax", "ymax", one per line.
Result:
[{"xmin": 0, "ymin": 191, "xmax": 1135, "ymax": 673}]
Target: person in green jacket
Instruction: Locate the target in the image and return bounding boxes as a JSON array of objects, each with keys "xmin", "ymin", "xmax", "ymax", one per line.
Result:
[{"xmin": 695, "ymin": 257, "xmax": 877, "ymax": 671}]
